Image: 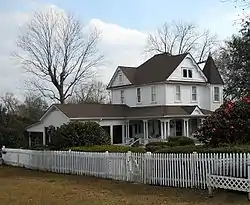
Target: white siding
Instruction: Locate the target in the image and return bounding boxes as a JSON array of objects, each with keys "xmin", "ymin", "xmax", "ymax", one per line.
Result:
[
  {"xmin": 165, "ymin": 84, "xmax": 211, "ymax": 109},
  {"xmin": 110, "ymin": 68, "xmax": 131, "ymax": 87},
  {"xmin": 27, "ymin": 108, "xmax": 70, "ymax": 132},
  {"xmin": 167, "ymin": 55, "xmax": 206, "ymax": 83},
  {"xmin": 111, "ymin": 84, "xmax": 166, "ymax": 107}
]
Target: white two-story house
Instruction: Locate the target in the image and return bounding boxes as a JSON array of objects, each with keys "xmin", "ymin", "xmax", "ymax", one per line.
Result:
[{"xmin": 26, "ymin": 52, "xmax": 224, "ymax": 146}]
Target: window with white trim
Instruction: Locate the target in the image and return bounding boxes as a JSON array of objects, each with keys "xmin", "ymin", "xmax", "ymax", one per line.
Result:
[
  {"xmin": 120, "ymin": 90, "xmax": 124, "ymax": 103},
  {"xmin": 214, "ymin": 87, "xmax": 220, "ymax": 102},
  {"xmin": 175, "ymin": 85, "xmax": 181, "ymax": 101},
  {"xmin": 151, "ymin": 86, "xmax": 156, "ymax": 102},
  {"xmin": 192, "ymin": 86, "xmax": 197, "ymax": 101},
  {"xmin": 182, "ymin": 68, "xmax": 193, "ymax": 78},
  {"xmin": 137, "ymin": 88, "xmax": 141, "ymax": 103}
]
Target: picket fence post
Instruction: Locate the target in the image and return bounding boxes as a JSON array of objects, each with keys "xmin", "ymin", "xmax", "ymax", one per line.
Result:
[
  {"xmin": 248, "ymin": 153, "xmax": 250, "ymax": 201},
  {"xmin": 191, "ymin": 152, "xmax": 198, "ymax": 188},
  {"xmin": 144, "ymin": 152, "xmax": 152, "ymax": 184},
  {"xmin": 105, "ymin": 151, "xmax": 109, "ymax": 178},
  {"xmin": 126, "ymin": 151, "xmax": 132, "ymax": 181}
]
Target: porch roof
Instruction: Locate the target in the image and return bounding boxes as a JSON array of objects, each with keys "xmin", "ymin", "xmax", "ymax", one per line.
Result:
[{"xmin": 54, "ymin": 104, "xmax": 212, "ymax": 119}]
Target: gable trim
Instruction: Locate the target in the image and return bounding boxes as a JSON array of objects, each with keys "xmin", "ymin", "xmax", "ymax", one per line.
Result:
[
  {"xmin": 191, "ymin": 106, "xmax": 204, "ymax": 116},
  {"xmin": 39, "ymin": 104, "xmax": 70, "ymax": 122},
  {"xmin": 107, "ymin": 66, "xmax": 132, "ymax": 89}
]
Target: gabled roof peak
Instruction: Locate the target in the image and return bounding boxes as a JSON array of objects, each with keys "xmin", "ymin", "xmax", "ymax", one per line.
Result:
[{"xmin": 202, "ymin": 55, "xmax": 224, "ymax": 85}]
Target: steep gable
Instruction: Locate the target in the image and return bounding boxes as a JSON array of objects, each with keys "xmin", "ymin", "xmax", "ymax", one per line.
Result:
[
  {"xmin": 107, "ymin": 66, "xmax": 133, "ymax": 88},
  {"xmin": 203, "ymin": 55, "xmax": 224, "ymax": 85},
  {"xmin": 167, "ymin": 54, "xmax": 207, "ymax": 83}
]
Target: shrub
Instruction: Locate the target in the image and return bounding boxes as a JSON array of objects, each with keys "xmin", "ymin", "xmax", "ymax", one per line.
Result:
[
  {"xmin": 195, "ymin": 97, "xmax": 250, "ymax": 146},
  {"xmin": 157, "ymin": 145, "xmax": 250, "ymax": 153},
  {"xmin": 145, "ymin": 142, "xmax": 168, "ymax": 152},
  {"xmin": 51, "ymin": 121, "xmax": 110, "ymax": 149},
  {"xmin": 168, "ymin": 137, "xmax": 195, "ymax": 146},
  {"xmin": 68, "ymin": 145, "xmax": 145, "ymax": 153}
]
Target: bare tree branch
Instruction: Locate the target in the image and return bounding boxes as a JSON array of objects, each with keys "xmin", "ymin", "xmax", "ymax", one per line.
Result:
[
  {"xmin": 14, "ymin": 8, "xmax": 104, "ymax": 104},
  {"xmin": 67, "ymin": 80, "xmax": 110, "ymax": 104},
  {"xmin": 145, "ymin": 21, "xmax": 218, "ymax": 62}
]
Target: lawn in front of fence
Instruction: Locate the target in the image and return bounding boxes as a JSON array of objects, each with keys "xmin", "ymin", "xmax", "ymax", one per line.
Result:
[{"xmin": 0, "ymin": 166, "xmax": 249, "ymax": 205}]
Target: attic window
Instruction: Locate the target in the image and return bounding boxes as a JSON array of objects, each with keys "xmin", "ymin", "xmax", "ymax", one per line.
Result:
[
  {"xmin": 182, "ymin": 68, "xmax": 192, "ymax": 78},
  {"xmin": 118, "ymin": 71, "xmax": 123, "ymax": 83}
]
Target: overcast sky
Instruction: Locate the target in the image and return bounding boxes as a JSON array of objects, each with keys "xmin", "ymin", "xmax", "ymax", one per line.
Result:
[{"xmin": 0, "ymin": 0, "xmax": 248, "ymax": 99}]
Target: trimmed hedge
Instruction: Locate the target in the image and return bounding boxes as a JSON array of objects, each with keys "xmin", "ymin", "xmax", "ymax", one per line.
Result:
[
  {"xmin": 157, "ymin": 145, "xmax": 250, "ymax": 153},
  {"xmin": 145, "ymin": 142, "xmax": 169, "ymax": 152},
  {"xmin": 68, "ymin": 145, "xmax": 146, "ymax": 153},
  {"xmin": 168, "ymin": 137, "xmax": 195, "ymax": 146},
  {"xmin": 145, "ymin": 137, "xmax": 195, "ymax": 152}
]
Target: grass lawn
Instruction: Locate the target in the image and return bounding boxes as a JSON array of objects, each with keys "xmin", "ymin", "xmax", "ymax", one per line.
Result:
[{"xmin": 0, "ymin": 166, "xmax": 249, "ymax": 205}]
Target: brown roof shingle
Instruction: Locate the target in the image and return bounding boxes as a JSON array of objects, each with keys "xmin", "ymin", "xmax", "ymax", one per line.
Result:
[
  {"xmin": 108, "ymin": 53, "xmax": 188, "ymax": 88},
  {"xmin": 54, "ymin": 104, "xmax": 207, "ymax": 119}
]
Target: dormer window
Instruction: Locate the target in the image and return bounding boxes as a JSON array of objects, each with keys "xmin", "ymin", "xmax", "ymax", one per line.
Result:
[{"xmin": 182, "ymin": 68, "xmax": 192, "ymax": 78}]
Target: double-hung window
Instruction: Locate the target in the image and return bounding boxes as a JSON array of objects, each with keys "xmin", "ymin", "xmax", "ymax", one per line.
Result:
[
  {"xmin": 151, "ymin": 86, "xmax": 156, "ymax": 102},
  {"xmin": 192, "ymin": 86, "xmax": 197, "ymax": 101},
  {"xmin": 137, "ymin": 88, "xmax": 141, "ymax": 103},
  {"xmin": 175, "ymin": 85, "xmax": 181, "ymax": 101},
  {"xmin": 214, "ymin": 87, "xmax": 220, "ymax": 102}
]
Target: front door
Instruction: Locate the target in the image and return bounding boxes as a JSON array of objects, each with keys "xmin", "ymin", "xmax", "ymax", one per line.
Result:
[{"xmin": 176, "ymin": 120, "xmax": 182, "ymax": 136}]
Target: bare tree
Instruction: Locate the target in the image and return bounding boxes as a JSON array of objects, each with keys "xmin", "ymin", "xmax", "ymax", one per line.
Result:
[
  {"xmin": 145, "ymin": 21, "xmax": 217, "ymax": 62},
  {"xmin": 0, "ymin": 93, "xmax": 20, "ymax": 115},
  {"xmin": 15, "ymin": 9, "xmax": 104, "ymax": 104},
  {"xmin": 68, "ymin": 80, "xmax": 111, "ymax": 104}
]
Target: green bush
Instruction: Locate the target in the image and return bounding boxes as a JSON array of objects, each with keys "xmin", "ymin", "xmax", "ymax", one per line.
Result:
[
  {"xmin": 68, "ymin": 145, "xmax": 145, "ymax": 153},
  {"xmin": 168, "ymin": 137, "xmax": 195, "ymax": 146},
  {"xmin": 145, "ymin": 142, "xmax": 168, "ymax": 152},
  {"xmin": 157, "ymin": 145, "xmax": 250, "ymax": 153},
  {"xmin": 51, "ymin": 121, "xmax": 111, "ymax": 149}
]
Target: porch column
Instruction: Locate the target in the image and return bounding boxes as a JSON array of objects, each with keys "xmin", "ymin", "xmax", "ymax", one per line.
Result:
[
  {"xmin": 183, "ymin": 119, "xmax": 186, "ymax": 136},
  {"xmin": 132, "ymin": 124, "xmax": 136, "ymax": 137},
  {"xmin": 160, "ymin": 121, "xmax": 164, "ymax": 139},
  {"xmin": 186, "ymin": 119, "xmax": 190, "ymax": 137},
  {"xmin": 110, "ymin": 125, "xmax": 113, "ymax": 144},
  {"xmin": 167, "ymin": 120, "xmax": 171, "ymax": 137},
  {"xmin": 163, "ymin": 121, "xmax": 167, "ymax": 139},
  {"xmin": 126, "ymin": 121, "xmax": 130, "ymax": 139},
  {"xmin": 28, "ymin": 132, "xmax": 31, "ymax": 148},
  {"xmin": 122, "ymin": 124, "xmax": 125, "ymax": 144},
  {"xmin": 42, "ymin": 129, "xmax": 46, "ymax": 145},
  {"xmin": 183, "ymin": 119, "xmax": 190, "ymax": 137},
  {"xmin": 143, "ymin": 120, "xmax": 148, "ymax": 139}
]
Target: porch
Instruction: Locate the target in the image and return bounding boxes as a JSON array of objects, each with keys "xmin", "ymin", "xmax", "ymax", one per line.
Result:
[{"xmin": 116, "ymin": 117, "xmax": 204, "ymax": 146}]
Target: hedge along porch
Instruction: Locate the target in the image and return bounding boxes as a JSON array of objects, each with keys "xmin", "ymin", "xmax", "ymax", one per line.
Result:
[{"xmin": 26, "ymin": 104, "xmax": 211, "ymax": 147}]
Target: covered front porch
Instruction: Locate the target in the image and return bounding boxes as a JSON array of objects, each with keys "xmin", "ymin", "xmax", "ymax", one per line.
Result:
[{"xmin": 121, "ymin": 117, "xmax": 204, "ymax": 145}]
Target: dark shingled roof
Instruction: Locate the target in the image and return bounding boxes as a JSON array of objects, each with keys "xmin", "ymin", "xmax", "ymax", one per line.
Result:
[
  {"xmin": 109, "ymin": 53, "xmax": 224, "ymax": 88},
  {"xmin": 55, "ymin": 103, "xmax": 129, "ymax": 118},
  {"xmin": 119, "ymin": 66, "xmax": 137, "ymax": 84},
  {"xmin": 203, "ymin": 55, "xmax": 224, "ymax": 85},
  {"xmin": 109, "ymin": 53, "xmax": 188, "ymax": 88},
  {"xmin": 53, "ymin": 104, "xmax": 209, "ymax": 119}
]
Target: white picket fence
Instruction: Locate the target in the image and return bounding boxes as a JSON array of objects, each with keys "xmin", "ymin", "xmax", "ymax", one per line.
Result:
[{"xmin": 2, "ymin": 148, "xmax": 250, "ymax": 192}]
